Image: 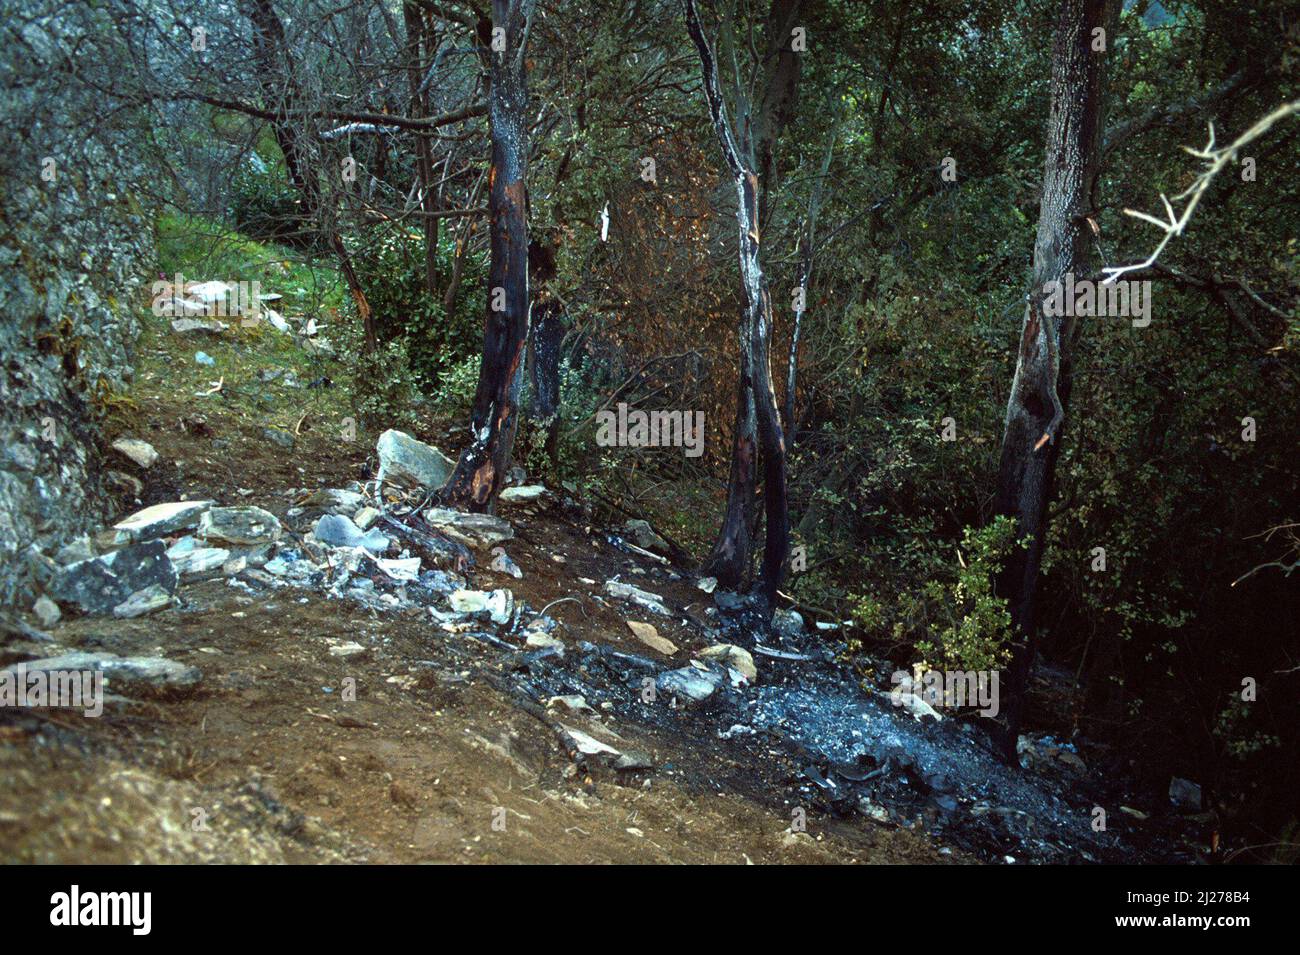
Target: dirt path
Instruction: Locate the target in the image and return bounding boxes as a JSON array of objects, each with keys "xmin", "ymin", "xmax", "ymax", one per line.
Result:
[{"xmin": 1, "ymin": 575, "xmax": 958, "ymax": 864}]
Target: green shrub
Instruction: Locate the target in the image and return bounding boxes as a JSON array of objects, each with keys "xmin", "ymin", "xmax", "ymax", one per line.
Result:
[{"xmin": 349, "ymin": 230, "xmax": 483, "ymax": 392}]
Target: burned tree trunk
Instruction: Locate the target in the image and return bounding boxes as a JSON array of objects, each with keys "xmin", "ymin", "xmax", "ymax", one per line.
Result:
[
  {"xmin": 685, "ymin": 0, "xmax": 790, "ymax": 610},
  {"xmin": 526, "ymin": 238, "xmax": 564, "ymax": 473},
  {"xmin": 993, "ymin": 0, "xmax": 1119, "ymax": 757},
  {"xmin": 438, "ymin": 0, "xmax": 534, "ymax": 512}
]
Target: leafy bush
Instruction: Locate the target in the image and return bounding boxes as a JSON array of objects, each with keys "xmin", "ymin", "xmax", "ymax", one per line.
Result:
[
  {"xmin": 349, "ymin": 229, "xmax": 484, "ymax": 393},
  {"xmin": 227, "ymin": 165, "xmax": 308, "ymax": 245}
]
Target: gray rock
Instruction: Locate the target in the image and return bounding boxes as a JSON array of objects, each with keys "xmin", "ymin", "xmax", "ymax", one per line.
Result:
[
  {"xmin": 49, "ymin": 540, "xmax": 178, "ymax": 615},
  {"xmin": 113, "ymin": 500, "xmax": 212, "ymax": 543},
  {"xmin": 448, "ymin": 588, "xmax": 514, "ymax": 624},
  {"xmin": 200, "ymin": 506, "xmax": 282, "ymax": 546},
  {"xmin": 32, "ymin": 595, "xmax": 61, "ymax": 627},
  {"xmin": 489, "ymin": 548, "xmax": 523, "ymax": 578},
  {"xmin": 11, "ymin": 651, "xmax": 202, "ymax": 698},
  {"xmin": 299, "ymin": 488, "xmax": 364, "ymax": 515},
  {"xmin": 111, "ymin": 437, "xmax": 158, "ymax": 469},
  {"xmin": 170, "ymin": 546, "xmax": 230, "ymax": 580},
  {"xmin": 55, "ymin": 536, "xmax": 98, "ymax": 565},
  {"xmin": 376, "ymin": 429, "xmax": 455, "ymax": 490},
  {"xmin": 313, "ymin": 514, "xmax": 389, "ymax": 553},
  {"xmin": 262, "ymin": 427, "xmax": 296, "ymax": 450},
  {"xmin": 353, "ymin": 506, "xmax": 380, "ymax": 530},
  {"xmin": 657, "ymin": 665, "xmax": 724, "ymax": 702},
  {"xmin": 423, "ymin": 507, "xmax": 514, "ymax": 548},
  {"xmin": 498, "ymin": 484, "xmax": 547, "ymax": 504},
  {"xmin": 623, "ymin": 519, "xmax": 669, "ymax": 553},
  {"xmin": 112, "ymin": 583, "xmax": 174, "ymax": 618},
  {"xmin": 605, "ymin": 579, "xmax": 670, "ymax": 616}
]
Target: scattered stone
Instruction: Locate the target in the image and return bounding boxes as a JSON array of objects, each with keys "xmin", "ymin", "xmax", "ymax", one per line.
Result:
[
  {"xmin": 423, "ymin": 508, "xmax": 513, "ymax": 548},
  {"xmin": 172, "ymin": 318, "xmax": 228, "ymax": 335},
  {"xmin": 169, "ymin": 546, "xmax": 230, "ymax": 580},
  {"xmin": 194, "ymin": 350, "xmax": 216, "ymax": 366},
  {"xmin": 613, "ymin": 751, "xmax": 654, "ymax": 771},
  {"xmin": 448, "ymin": 588, "xmax": 514, "ymax": 624},
  {"xmin": 893, "ymin": 690, "xmax": 944, "ymax": 722},
  {"xmin": 313, "ymin": 514, "xmax": 389, "ymax": 553},
  {"xmin": 546, "ymin": 695, "xmax": 594, "ymax": 714},
  {"xmin": 32, "ymin": 595, "xmax": 61, "ymax": 628},
  {"xmin": 300, "ymin": 489, "xmax": 366, "ymax": 516},
  {"xmin": 49, "ymin": 540, "xmax": 178, "ymax": 615},
  {"xmin": 113, "ymin": 500, "xmax": 212, "ymax": 543},
  {"xmin": 489, "ymin": 548, "xmax": 523, "ymax": 579},
  {"xmin": 200, "ymin": 506, "xmax": 282, "ymax": 546},
  {"xmin": 112, "ymin": 583, "xmax": 174, "ymax": 619},
  {"xmin": 373, "ymin": 556, "xmax": 421, "ymax": 581},
  {"xmin": 498, "ymin": 484, "xmax": 547, "ymax": 503},
  {"xmin": 623, "ymin": 519, "xmax": 669, "ymax": 553},
  {"xmin": 55, "ymin": 536, "xmax": 97, "ymax": 565},
  {"xmin": 559, "ymin": 724, "xmax": 621, "ymax": 757},
  {"xmin": 327, "ymin": 639, "xmax": 368, "ymax": 660},
  {"xmin": 221, "ymin": 555, "xmax": 247, "ymax": 576},
  {"xmin": 111, "ymin": 437, "xmax": 159, "ymax": 469},
  {"xmin": 524, "ymin": 631, "xmax": 564, "ymax": 650},
  {"xmin": 781, "ymin": 829, "xmax": 814, "ymax": 849},
  {"xmin": 263, "ymin": 427, "xmax": 296, "ymax": 450},
  {"xmin": 9, "ymin": 651, "xmax": 201, "ymax": 698},
  {"xmin": 858, "ymin": 799, "xmax": 890, "ymax": 823},
  {"xmin": 626, "ymin": 620, "xmax": 678, "ymax": 656},
  {"xmin": 696, "ymin": 576, "xmax": 718, "ymax": 594},
  {"xmin": 353, "ymin": 506, "xmax": 380, "ymax": 530},
  {"xmin": 696, "ymin": 643, "xmax": 757, "ymax": 682},
  {"xmin": 376, "ymin": 429, "xmax": 455, "ymax": 490},
  {"xmin": 605, "ymin": 579, "xmax": 670, "ymax": 616},
  {"xmin": 657, "ymin": 664, "xmax": 723, "ymax": 702},
  {"xmin": 1169, "ymin": 777, "xmax": 1202, "ymax": 812}
]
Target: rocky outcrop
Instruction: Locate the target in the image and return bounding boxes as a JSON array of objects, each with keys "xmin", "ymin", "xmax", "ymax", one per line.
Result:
[{"xmin": 0, "ymin": 9, "xmax": 154, "ymax": 603}]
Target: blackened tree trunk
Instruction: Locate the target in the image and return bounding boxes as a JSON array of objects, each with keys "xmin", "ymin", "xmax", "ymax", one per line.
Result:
[
  {"xmin": 438, "ymin": 0, "xmax": 534, "ymax": 511},
  {"xmin": 685, "ymin": 0, "xmax": 790, "ymax": 610},
  {"xmin": 526, "ymin": 238, "xmax": 564, "ymax": 473},
  {"xmin": 994, "ymin": 0, "xmax": 1119, "ymax": 757}
]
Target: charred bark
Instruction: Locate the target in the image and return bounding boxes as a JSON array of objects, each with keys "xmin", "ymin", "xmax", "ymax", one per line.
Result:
[
  {"xmin": 993, "ymin": 0, "xmax": 1119, "ymax": 758},
  {"xmin": 437, "ymin": 0, "xmax": 534, "ymax": 512},
  {"xmin": 685, "ymin": 0, "xmax": 790, "ymax": 610},
  {"xmin": 526, "ymin": 239, "xmax": 564, "ymax": 472}
]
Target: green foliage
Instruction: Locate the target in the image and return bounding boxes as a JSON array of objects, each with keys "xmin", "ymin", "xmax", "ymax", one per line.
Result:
[
  {"xmin": 227, "ymin": 165, "xmax": 306, "ymax": 245},
  {"xmin": 348, "ymin": 229, "xmax": 484, "ymax": 392}
]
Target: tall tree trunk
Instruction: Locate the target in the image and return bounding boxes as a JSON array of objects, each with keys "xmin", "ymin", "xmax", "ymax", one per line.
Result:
[
  {"xmin": 243, "ymin": 0, "xmax": 320, "ymax": 231},
  {"xmin": 437, "ymin": 0, "xmax": 534, "ymax": 512},
  {"xmin": 242, "ymin": 0, "xmax": 375, "ymax": 351},
  {"xmin": 402, "ymin": 1, "xmax": 441, "ymax": 297},
  {"xmin": 686, "ymin": 0, "xmax": 790, "ymax": 611},
  {"xmin": 993, "ymin": 0, "xmax": 1118, "ymax": 758},
  {"xmin": 784, "ymin": 111, "xmax": 836, "ymax": 437}
]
